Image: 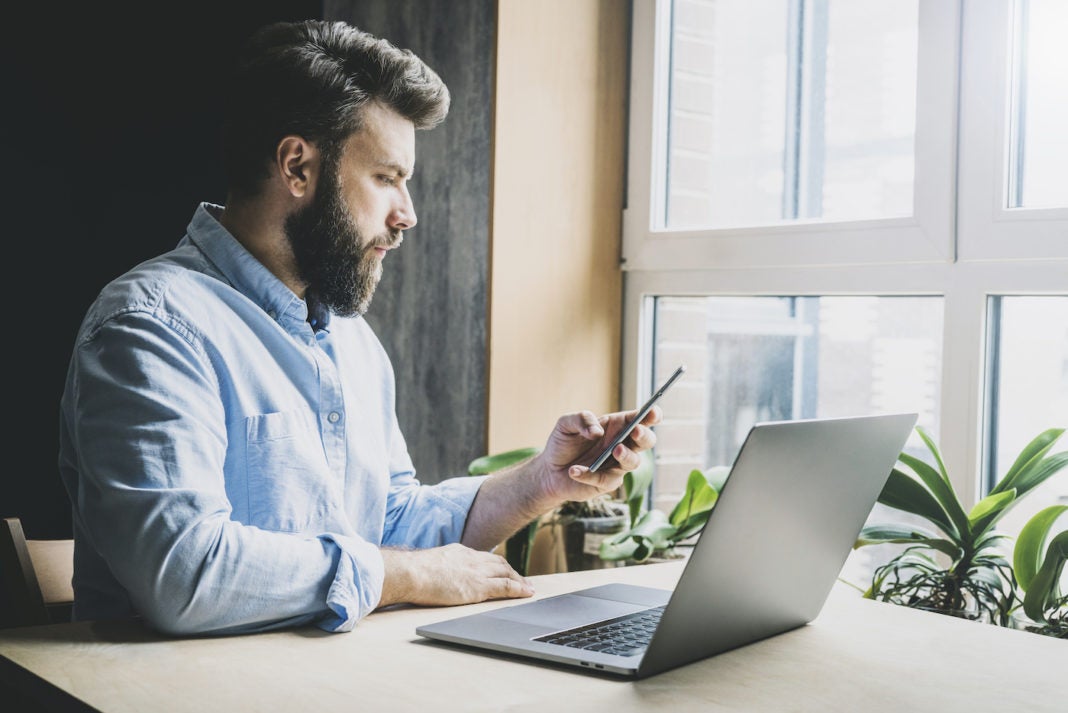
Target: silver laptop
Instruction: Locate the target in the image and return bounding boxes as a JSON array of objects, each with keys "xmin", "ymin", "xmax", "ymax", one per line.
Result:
[{"xmin": 416, "ymin": 413, "xmax": 917, "ymax": 678}]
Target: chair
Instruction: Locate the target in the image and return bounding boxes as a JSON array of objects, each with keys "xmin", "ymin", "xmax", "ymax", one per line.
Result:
[{"xmin": 0, "ymin": 517, "xmax": 74, "ymax": 628}]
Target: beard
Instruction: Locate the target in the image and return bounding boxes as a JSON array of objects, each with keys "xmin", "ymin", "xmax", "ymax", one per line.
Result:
[{"xmin": 283, "ymin": 161, "xmax": 402, "ymax": 318}]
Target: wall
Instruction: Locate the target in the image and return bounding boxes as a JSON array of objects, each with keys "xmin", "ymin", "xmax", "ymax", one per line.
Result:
[
  {"xmin": 325, "ymin": 0, "xmax": 497, "ymax": 481},
  {"xmin": 488, "ymin": 0, "xmax": 629, "ymax": 452}
]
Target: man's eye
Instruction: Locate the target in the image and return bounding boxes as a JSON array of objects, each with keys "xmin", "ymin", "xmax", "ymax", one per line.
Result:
[{"xmin": 378, "ymin": 175, "xmax": 397, "ymax": 186}]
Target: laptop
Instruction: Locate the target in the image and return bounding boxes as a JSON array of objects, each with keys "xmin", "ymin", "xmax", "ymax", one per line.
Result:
[{"xmin": 416, "ymin": 413, "xmax": 917, "ymax": 678}]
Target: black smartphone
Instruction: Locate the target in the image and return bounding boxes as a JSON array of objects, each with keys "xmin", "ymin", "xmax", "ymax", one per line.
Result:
[{"xmin": 587, "ymin": 364, "xmax": 686, "ymax": 473}]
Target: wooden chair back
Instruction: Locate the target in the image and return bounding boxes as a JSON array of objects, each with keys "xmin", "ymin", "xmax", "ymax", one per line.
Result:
[{"xmin": 0, "ymin": 517, "xmax": 74, "ymax": 627}]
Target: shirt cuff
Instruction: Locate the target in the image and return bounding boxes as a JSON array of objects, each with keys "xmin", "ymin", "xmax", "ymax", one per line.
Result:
[{"xmin": 316, "ymin": 533, "xmax": 385, "ymax": 633}]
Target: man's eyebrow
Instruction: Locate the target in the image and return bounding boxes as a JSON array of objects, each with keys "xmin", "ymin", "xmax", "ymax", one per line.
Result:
[{"xmin": 373, "ymin": 160, "xmax": 413, "ymax": 178}]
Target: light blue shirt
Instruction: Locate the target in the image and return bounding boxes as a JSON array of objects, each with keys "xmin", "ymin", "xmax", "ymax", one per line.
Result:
[{"xmin": 58, "ymin": 203, "xmax": 487, "ymax": 635}]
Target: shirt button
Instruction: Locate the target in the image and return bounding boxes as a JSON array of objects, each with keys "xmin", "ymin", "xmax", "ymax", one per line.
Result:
[
  {"xmin": 328, "ymin": 411, "xmax": 341, "ymax": 424},
  {"xmin": 267, "ymin": 310, "xmax": 277, "ymax": 320}
]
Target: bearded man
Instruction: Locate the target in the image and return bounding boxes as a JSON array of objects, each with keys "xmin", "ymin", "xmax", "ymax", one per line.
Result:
[{"xmin": 57, "ymin": 20, "xmax": 659, "ymax": 636}]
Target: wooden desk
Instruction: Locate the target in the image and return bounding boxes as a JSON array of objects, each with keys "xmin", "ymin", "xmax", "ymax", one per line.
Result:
[{"xmin": 1, "ymin": 561, "xmax": 1064, "ymax": 712}]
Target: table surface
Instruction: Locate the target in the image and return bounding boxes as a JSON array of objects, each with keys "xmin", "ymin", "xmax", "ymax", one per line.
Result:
[{"xmin": 1, "ymin": 560, "xmax": 1065, "ymax": 712}]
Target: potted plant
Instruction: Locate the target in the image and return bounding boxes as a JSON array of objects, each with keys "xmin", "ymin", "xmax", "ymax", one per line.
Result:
[
  {"xmin": 853, "ymin": 426, "xmax": 1068, "ymax": 628},
  {"xmin": 1013, "ymin": 504, "xmax": 1067, "ymax": 637},
  {"xmin": 598, "ymin": 464, "xmax": 728, "ymax": 564}
]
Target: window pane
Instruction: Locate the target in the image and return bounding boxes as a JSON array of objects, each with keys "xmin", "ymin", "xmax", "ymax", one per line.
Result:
[
  {"xmin": 663, "ymin": 0, "xmax": 918, "ymax": 229},
  {"xmin": 1008, "ymin": 0, "xmax": 1068, "ymax": 209},
  {"xmin": 651, "ymin": 295, "xmax": 942, "ymax": 509},
  {"xmin": 984, "ymin": 296, "xmax": 1068, "ymax": 538}
]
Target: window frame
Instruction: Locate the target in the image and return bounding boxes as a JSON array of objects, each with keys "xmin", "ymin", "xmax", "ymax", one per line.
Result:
[{"xmin": 621, "ymin": 0, "xmax": 1068, "ymax": 509}]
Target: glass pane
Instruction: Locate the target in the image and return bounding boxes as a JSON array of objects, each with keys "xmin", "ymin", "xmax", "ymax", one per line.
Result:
[
  {"xmin": 985, "ymin": 296, "xmax": 1068, "ymax": 539},
  {"xmin": 663, "ymin": 0, "xmax": 918, "ymax": 229},
  {"xmin": 650, "ymin": 295, "xmax": 942, "ymax": 583},
  {"xmin": 1008, "ymin": 0, "xmax": 1068, "ymax": 209}
]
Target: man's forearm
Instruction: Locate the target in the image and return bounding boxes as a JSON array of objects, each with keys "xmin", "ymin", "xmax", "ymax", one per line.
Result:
[{"xmin": 459, "ymin": 455, "xmax": 559, "ymax": 551}]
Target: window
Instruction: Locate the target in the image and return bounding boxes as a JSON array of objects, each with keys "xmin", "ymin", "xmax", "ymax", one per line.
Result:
[{"xmin": 623, "ymin": 0, "xmax": 1068, "ymax": 552}]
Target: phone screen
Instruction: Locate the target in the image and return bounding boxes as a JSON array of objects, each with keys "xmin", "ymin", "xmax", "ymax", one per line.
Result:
[{"xmin": 587, "ymin": 364, "xmax": 686, "ymax": 473}]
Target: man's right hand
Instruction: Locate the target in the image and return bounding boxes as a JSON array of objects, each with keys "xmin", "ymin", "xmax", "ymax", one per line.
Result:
[{"xmin": 378, "ymin": 543, "xmax": 535, "ymax": 608}]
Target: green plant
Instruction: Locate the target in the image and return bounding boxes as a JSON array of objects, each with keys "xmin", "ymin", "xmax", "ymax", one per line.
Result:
[
  {"xmin": 598, "ymin": 465, "xmax": 728, "ymax": 563},
  {"xmin": 1013, "ymin": 504, "xmax": 1068, "ymax": 638},
  {"xmin": 854, "ymin": 426, "xmax": 1068, "ymax": 627}
]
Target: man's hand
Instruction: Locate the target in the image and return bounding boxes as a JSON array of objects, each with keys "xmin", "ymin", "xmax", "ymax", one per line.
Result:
[
  {"xmin": 458, "ymin": 406, "xmax": 662, "ymax": 552},
  {"xmin": 538, "ymin": 406, "xmax": 662, "ymax": 503},
  {"xmin": 378, "ymin": 544, "xmax": 534, "ymax": 608}
]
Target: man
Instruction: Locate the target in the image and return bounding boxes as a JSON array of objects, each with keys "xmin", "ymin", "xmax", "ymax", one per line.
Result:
[{"xmin": 57, "ymin": 20, "xmax": 659, "ymax": 636}]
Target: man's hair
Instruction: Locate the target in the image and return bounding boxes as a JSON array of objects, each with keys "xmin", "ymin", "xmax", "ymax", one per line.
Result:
[{"xmin": 222, "ymin": 20, "xmax": 450, "ymax": 197}]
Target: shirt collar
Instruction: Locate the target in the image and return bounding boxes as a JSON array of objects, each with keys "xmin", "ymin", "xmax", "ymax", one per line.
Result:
[{"xmin": 186, "ymin": 202, "xmax": 332, "ymax": 334}]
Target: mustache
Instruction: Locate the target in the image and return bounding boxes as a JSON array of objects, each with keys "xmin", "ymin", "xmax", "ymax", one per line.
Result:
[{"xmin": 368, "ymin": 230, "xmax": 403, "ymax": 251}]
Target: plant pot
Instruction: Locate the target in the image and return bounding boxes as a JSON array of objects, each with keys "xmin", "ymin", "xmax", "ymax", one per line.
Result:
[{"xmin": 560, "ymin": 505, "xmax": 627, "ymax": 572}]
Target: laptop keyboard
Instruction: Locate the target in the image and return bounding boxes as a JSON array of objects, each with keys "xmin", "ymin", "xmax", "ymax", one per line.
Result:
[{"xmin": 533, "ymin": 605, "xmax": 665, "ymax": 657}]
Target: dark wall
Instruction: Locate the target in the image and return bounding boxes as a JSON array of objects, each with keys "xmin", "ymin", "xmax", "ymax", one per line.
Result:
[
  {"xmin": 2, "ymin": 1, "xmax": 323, "ymax": 538},
  {"xmin": 326, "ymin": 1, "xmax": 496, "ymax": 482}
]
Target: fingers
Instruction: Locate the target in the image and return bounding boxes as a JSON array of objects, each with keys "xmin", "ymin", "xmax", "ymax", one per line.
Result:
[
  {"xmin": 557, "ymin": 410, "xmax": 605, "ymax": 441},
  {"xmin": 568, "ymin": 464, "xmax": 626, "ymax": 493}
]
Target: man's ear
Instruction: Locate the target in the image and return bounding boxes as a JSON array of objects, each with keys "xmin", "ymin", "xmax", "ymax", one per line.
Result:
[{"xmin": 275, "ymin": 135, "xmax": 320, "ymax": 199}]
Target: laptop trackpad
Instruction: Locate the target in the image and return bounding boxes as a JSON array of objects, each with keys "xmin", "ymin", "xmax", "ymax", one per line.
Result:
[{"xmin": 482, "ymin": 593, "xmax": 649, "ymax": 631}]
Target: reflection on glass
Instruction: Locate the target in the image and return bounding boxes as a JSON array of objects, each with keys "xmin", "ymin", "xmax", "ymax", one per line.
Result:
[
  {"xmin": 1008, "ymin": 0, "xmax": 1068, "ymax": 209},
  {"xmin": 663, "ymin": 0, "xmax": 918, "ymax": 229},
  {"xmin": 985, "ymin": 296, "xmax": 1068, "ymax": 539}
]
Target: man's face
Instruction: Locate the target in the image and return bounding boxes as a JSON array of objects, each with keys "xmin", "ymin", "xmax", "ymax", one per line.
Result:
[{"xmin": 285, "ymin": 102, "xmax": 417, "ymax": 317}]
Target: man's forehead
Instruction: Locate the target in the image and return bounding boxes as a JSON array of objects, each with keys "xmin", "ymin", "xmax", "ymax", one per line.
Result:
[{"xmin": 344, "ymin": 102, "xmax": 415, "ymax": 173}]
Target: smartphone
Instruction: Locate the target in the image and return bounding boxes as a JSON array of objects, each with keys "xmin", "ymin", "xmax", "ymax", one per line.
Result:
[{"xmin": 587, "ymin": 364, "xmax": 686, "ymax": 473}]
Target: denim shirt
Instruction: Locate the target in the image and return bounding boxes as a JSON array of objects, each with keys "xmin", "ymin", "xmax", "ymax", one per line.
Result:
[{"xmin": 58, "ymin": 203, "xmax": 487, "ymax": 635}]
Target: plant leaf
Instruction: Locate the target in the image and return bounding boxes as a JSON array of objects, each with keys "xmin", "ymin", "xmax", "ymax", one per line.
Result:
[
  {"xmin": 915, "ymin": 425, "xmax": 951, "ymax": 483},
  {"xmin": 992, "ymin": 428, "xmax": 1064, "ymax": 494},
  {"xmin": 1014, "ymin": 504, "xmax": 1068, "ymax": 592},
  {"xmin": 877, "ymin": 468, "xmax": 959, "ymax": 540},
  {"xmin": 467, "ymin": 447, "xmax": 541, "ymax": 475},
  {"xmin": 897, "ymin": 452, "xmax": 971, "ymax": 540},
  {"xmin": 854, "ymin": 525, "xmax": 961, "ymax": 560},
  {"xmin": 600, "ymin": 509, "xmax": 675, "ymax": 561},
  {"xmin": 1004, "ymin": 451, "xmax": 1068, "ymax": 501},
  {"xmin": 1023, "ymin": 531, "xmax": 1068, "ymax": 623},
  {"xmin": 622, "ymin": 449, "xmax": 655, "ymax": 528},
  {"xmin": 967, "ymin": 489, "xmax": 1017, "ymax": 537},
  {"xmin": 668, "ymin": 469, "xmax": 719, "ymax": 528}
]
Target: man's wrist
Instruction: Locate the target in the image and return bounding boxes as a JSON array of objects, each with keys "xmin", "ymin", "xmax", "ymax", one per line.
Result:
[{"xmin": 379, "ymin": 548, "xmax": 417, "ymax": 608}]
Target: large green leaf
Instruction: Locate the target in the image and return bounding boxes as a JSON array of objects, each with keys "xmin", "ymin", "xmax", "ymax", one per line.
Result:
[
  {"xmin": 1023, "ymin": 531, "xmax": 1068, "ymax": 623},
  {"xmin": 855, "ymin": 525, "xmax": 961, "ymax": 560},
  {"xmin": 599, "ymin": 510, "xmax": 675, "ymax": 561},
  {"xmin": 992, "ymin": 428, "xmax": 1064, "ymax": 495},
  {"xmin": 622, "ymin": 449, "xmax": 655, "ymax": 528},
  {"xmin": 897, "ymin": 453, "xmax": 971, "ymax": 539},
  {"xmin": 877, "ymin": 468, "xmax": 959, "ymax": 540},
  {"xmin": 467, "ymin": 447, "xmax": 541, "ymax": 475},
  {"xmin": 1003, "ymin": 451, "xmax": 1068, "ymax": 501},
  {"xmin": 915, "ymin": 426, "xmax": 951, "ymax": 484},
  {"xmin": 668, "ymin": 469, "xmax": 719, "ymax": 528},
  {"xmin": 1014, "ymin": 505, "xmax": 1068, "ymax": 592},
  {"xmin": 967, "ymin": 489, "xmax": 1017, "ymax": 537}
]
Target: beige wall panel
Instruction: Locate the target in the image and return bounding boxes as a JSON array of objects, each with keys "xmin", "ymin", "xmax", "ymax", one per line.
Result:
[{"xmin": 489, "ymin": 0, "xmax": 629, "ymax": 452}]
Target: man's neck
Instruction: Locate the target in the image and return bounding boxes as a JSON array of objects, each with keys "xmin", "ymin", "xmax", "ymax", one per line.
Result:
[{"xmin": 219, "ymin": 195, "xmax": 306, "ymax": 299}]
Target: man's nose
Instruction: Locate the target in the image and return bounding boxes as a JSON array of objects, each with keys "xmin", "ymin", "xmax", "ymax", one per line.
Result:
[{"xmin": 389, "ymin": 187, "xmax": 417, "ymax": 231}]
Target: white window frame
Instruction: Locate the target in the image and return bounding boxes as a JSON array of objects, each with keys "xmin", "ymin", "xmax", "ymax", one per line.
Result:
[{"xmin": 621, "ymin": 0, "xmax": 1068, "ymax": 509}]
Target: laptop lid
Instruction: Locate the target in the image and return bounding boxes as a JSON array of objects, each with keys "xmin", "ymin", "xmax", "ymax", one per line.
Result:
[{"xmin": 416, "ymin": 413, "xmax": 917, "ymax": 678}]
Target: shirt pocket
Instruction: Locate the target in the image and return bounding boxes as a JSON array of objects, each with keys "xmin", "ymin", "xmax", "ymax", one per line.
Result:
[{"xmin": 245, "ymin": 410, "xmax": 332, "ymax": 532}]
